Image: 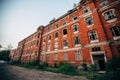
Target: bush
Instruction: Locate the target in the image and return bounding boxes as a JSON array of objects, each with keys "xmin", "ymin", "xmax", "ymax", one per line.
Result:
[
  {"xmin": 81, "ymin": 63, "xmax": 88, "ymax": 71},
  {"xmin": 91, "ymin": 57, "xmax": 120, "ymax": 80},
  {"xmin": 29, "ymin": 60, "xmax": 39, "ymax": 66},
  {"xmin": 58, "ymin": 62, "xmax": 78, "ymax": 75}
]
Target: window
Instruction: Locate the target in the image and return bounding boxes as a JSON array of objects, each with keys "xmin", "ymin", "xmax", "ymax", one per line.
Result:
[
  {"xmin": 43, "ymin": 39, "xmax": 46, "ymax": 42},
  {"xmin": 43, "ymin": 30, "xmax": 46, "ymax": 34},
  {"xmin": 92, "ymin": 47, "xmax": 101, "ymax": 52},
  {"xmin": 89, "ymin": 30, "xmax": 98, "ymax": 41},
  {"xmin": 54, "ymin": 32, "xmax": 58, "ymax": 38},
  {"xmin": 104, "ymin": 10, "xmax": 116, "ymax": 21},
  {"xmin": 46, "ymin": 54, "xmax": 50, "ymax": 61},
  {"xmin": 48, "ymin": 44, "xmax": 50, "ymax": 51},
  {"xmin": 117, "ymin": 46, "xmax": 120, "ymax": 54},
  {"xmin": 100, "ymin": 0, "xmax": 108, "ymax": 7},
  {"xmin": 63, "ymin": 20, "xmax": 67, "ymax": 25},
  {"xmin": 74, "ymin": 36, "xmax": 80, "ymax": 45},
  {"xmin": 72, "ymin": 16, "xmax": 77, "ymax": 21},
  {"xmin": 55, "ymin": 24, "xmax": 58, "ymax": 28},
  {"xmin": 85, "ymin": 16, "xmax": 94, "ymax": 26},
  {"xmin": 36, "ymin": 41, "xmax": 38, "ymax": 46},
  {"xmin": 73, "ymin": 24, "xmax": 78, "ymax": 32},
  {"xmin": 38, "ymin": 33, "xmax": 40, "ymax": 38},
  {"xmin": 110, "ymin": 26, "xmax": 120, "ymax": 37},
  {"xmin": 63, "ymin": 40, "xmax": 68, "ymax": 47},
  {"xmin": 63, "ymin": 28, "xmax": 67, "ymax": 35},
  {"xmin": 49, "ymin": 27, "xmax": 52, "ymax": 31},
  {"xmin": 63, "ymin": 52, "xmax": 68, "ymax": 60},
  {"xmin": 48, "ymin": 35, "xmax": 51, "ymax": 40},
  {"xmin": 75, "ymin": 51, "xmax": 82, "ymax": 60},
  {"xmin": 54, "ymin": 53, "xmax": 58, "ymax": 60},
  {"xmin": 42, "ymin": 46, "xmax": 46, "ymax": 52},
  {"xmin": 83, "ymin": 7, "xmax": 90, "ymax": 13},
  {"xmin": 81, "ymin": 0, "xmax": 86, "ymax": 5},
  {"xmin": 54, "ymin": 42, "xmax": 58, "ymax": 50}
]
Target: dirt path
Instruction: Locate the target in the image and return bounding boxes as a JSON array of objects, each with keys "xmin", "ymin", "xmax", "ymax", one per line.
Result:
[{"xmin": 0, "ymin": 63, "xmax": 87, "ymax": 80}]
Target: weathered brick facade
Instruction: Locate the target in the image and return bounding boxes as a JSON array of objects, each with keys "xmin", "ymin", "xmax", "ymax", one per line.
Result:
[{"xmin": 12, "ymin": 0, "xmax": 120, "ymax": 70}]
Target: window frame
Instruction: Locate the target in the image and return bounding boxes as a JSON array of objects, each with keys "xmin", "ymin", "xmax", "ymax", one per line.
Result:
[
  {"xmin": 88, "ymin": 30, "xmax": 98, "ymax": 43},
  {"xmin": 72, "ymin": 24, "xmax": 79, "ymax": 33},
  {"xmin": 54, "ymin": 53, "xmax": 58, "ymax": 60},
  {"xmin": 72, "ymin": 16, "xmax": 77, "ymax": 21},
  {"xmin": 54, "ymin": 32, "xmax": 58, "ymax": 38},
  {"xmin": 63, "ymin": 40, "xmax": 68, "ymax": 48},
  {"xmin": 48, "ymin": 35, "xmax": 51, "ymax": 40},
  {"xmin": 74, "ymin": 36, "xmax": 80, "ymax": 45},
  {"xmin": 63, "ymin": 52, "xmax": 68, "ymax": 60},
  {"xmin": 54, "ymin": 42, "xmax": 58, "ymax": 50},
  {"xmin": 83, "ymin": 7, "xmax": 90, "ymax": 13},
  {"xmin": 100, "ymin": 0, "xmax": 108, "ymax": 7},
  {"xmin": 85, "ymin": 16, "xmax": 94, "ymax": 26},
  {"xmin": 62, "ymin": 28, "xmax": 68, "ymax": 36},
  {"xmin": 102, "ymin": 9, "xmax": 117, "ymax": 22},
  {"xmin": 47, "ymin": 44, "xmax": 50, "ymax": 51},
  {"xmin": 110, "ymin": 26, "xmax": 120, "ymax": 40},
  {"xmin": 75, "ymin": 51, "xmax": 82, "ymax": 60}
]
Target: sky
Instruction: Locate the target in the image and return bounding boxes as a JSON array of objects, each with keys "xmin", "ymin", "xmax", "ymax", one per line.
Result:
[{"xmin": 0, "ymin": 0, "xmax": 80, "ymax": 49}]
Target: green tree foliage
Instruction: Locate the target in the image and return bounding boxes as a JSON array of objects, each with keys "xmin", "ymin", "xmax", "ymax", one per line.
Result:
[{"xmin": 0, "ymin": 50, "xmax": 10, "ymax": 61}]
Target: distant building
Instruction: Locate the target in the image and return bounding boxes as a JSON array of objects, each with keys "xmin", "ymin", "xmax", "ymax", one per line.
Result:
[{"xmin": 14, "ymin": 0, "xmax": 120, "ymax": 71}]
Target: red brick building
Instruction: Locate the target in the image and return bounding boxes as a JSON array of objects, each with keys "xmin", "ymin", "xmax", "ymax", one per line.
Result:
[
  {"xmin": 15, "ymin": 0, "xmax": 120, "ymax": 70},
  {"xmin": 10, "ymin": 49, "xmax": 17, "ymax": 61}
]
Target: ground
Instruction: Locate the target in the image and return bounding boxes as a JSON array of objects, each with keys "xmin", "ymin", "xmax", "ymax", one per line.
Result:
[{"xmin": 0, "ymin": 63, "xmax": 87, "ymax": 80}]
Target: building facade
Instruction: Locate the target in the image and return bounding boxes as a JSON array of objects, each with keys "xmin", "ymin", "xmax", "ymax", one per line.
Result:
[{"xmin": 14, "ymin": 0, "xmax": 120, "ymax": 70}]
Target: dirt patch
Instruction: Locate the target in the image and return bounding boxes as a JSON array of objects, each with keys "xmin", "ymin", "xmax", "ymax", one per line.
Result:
[{"xmin": 0, "ymin": 64, "xmax": 87, "ymax": 80}]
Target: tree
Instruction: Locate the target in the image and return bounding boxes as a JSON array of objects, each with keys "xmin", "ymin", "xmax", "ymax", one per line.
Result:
[
  {"xmin": 0, "ymin": 50, "xmax": 10, "ymax": 61},
  {"xmin": 0, "ymin": 44, "xmax": 2, "ymax": 48}
]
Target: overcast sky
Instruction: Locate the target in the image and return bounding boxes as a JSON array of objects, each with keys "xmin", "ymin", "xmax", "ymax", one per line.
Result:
[{"xmin": 0, "ymin": 0, "xmax": 80, "ymax": 49}]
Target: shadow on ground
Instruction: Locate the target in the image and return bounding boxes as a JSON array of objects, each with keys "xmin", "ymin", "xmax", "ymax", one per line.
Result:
[{"xmin": 0, "ymin": 63, "xmax": 15, "ymax": 80}]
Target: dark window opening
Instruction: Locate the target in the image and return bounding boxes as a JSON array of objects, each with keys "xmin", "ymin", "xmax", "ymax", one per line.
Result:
[
  {"xmin": 63, "ymin": 29, "xmax": 67, "ymax": 35},
  {"xmin": 92, "ymin": 47, "xmax": 101, "ymax": 52},
  {"xmin": 55, "ymin": 32, "xmax": 58, "ymax": 38},
  {"xmin": 74, "ymin": 36, "xmax": 80, "ymax": 45},
  {"xmin": 110, "ymin": 26, "xmax": 120, "ymax": 37}
]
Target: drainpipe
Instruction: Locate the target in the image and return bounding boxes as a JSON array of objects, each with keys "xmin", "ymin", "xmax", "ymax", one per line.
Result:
[
  {"xmin": 37, "ymin": 27, "xmax": 44, "ymax": 63},
  {"xmin": 18, "ymin": 40, "xmax": 25, "ymax": 62}
]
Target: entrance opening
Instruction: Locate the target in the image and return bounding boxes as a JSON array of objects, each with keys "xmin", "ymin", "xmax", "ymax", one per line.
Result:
[{"xmin": 92, "ymin": 54, "xmax": 105, "ymax": 71}]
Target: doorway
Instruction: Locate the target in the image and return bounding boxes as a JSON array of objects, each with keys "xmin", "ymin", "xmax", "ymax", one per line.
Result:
[{"xmin": 92, "ymin": 54, "xmax": 105, "ymax": 71}]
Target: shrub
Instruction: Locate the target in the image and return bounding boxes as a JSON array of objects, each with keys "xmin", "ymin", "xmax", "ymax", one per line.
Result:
[
  {"xmin": 81, "ymin": 63, "xmax": 88, "ymax": 71},
  {"xmin": 29, "ymin": 60, "xmax": 39, "ymax": 66},
  {"xmin": 58, "ymin": 62, "xmax": 77, "ymax": 75},
  {"xmin": 91, "ymin": 57, "xmax": 120, "ymax": 80}
]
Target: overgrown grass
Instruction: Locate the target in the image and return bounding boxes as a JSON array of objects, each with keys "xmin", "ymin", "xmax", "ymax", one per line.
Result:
[{"xmin": 10, "ymin": 61, "xmax": 87, "ymax": 76}]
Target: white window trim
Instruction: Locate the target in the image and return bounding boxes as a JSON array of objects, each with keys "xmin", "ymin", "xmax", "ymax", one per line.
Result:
[
  {"xmin": 54, "ymin": 31, "xmax": 58, "ymax": 38},
  {"xmin": 62, "ymin": 28, "xmax": 68, "ymax": 36},
  {"xmin": 54, "ymin": 53, "xmax": 58, "ymax": 60},
  {"xmin": 113, "ymin": 36, "xmax": 120, "ymax": 40},
  {"xmin": 72, "ymin": 23, "xmax": 79, "ymax": 33},
  {"xmin": 89, "ymin": 31, "xmax": 99, "ymax": 43},
  {"xmin": 63, "ymin": 52, "xmax": 68, "ymax": 60},
  {"xmin": 83, "ymin": 7, "xmax": 90, "ymax": 13},
  {"xmin": 90, "ymin": 39, "xmax": 99, "ymax": 43},
  {"xmin": 75, "ymin": 51, "xmax": 83, "ymax": 60},
  {"xmin": 102, "ymin": 9, "xmax": 117, "ymax": 23},
  {"xmin": 84, "ymin": 16, "xmax": 94, "ymax": 27}
]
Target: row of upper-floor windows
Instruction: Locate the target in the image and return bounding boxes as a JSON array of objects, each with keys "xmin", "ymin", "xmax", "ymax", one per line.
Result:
[
  {"xmin": 43, "ymin": 51, "xmax": 82, "ymax": 61},
  {"xmin": 42, "ymin": 25, "xmax": 120, "ymax": 51},
  {"xmin": 43, "ymin": 8, "xmax": 117, "ymax": 35}
]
